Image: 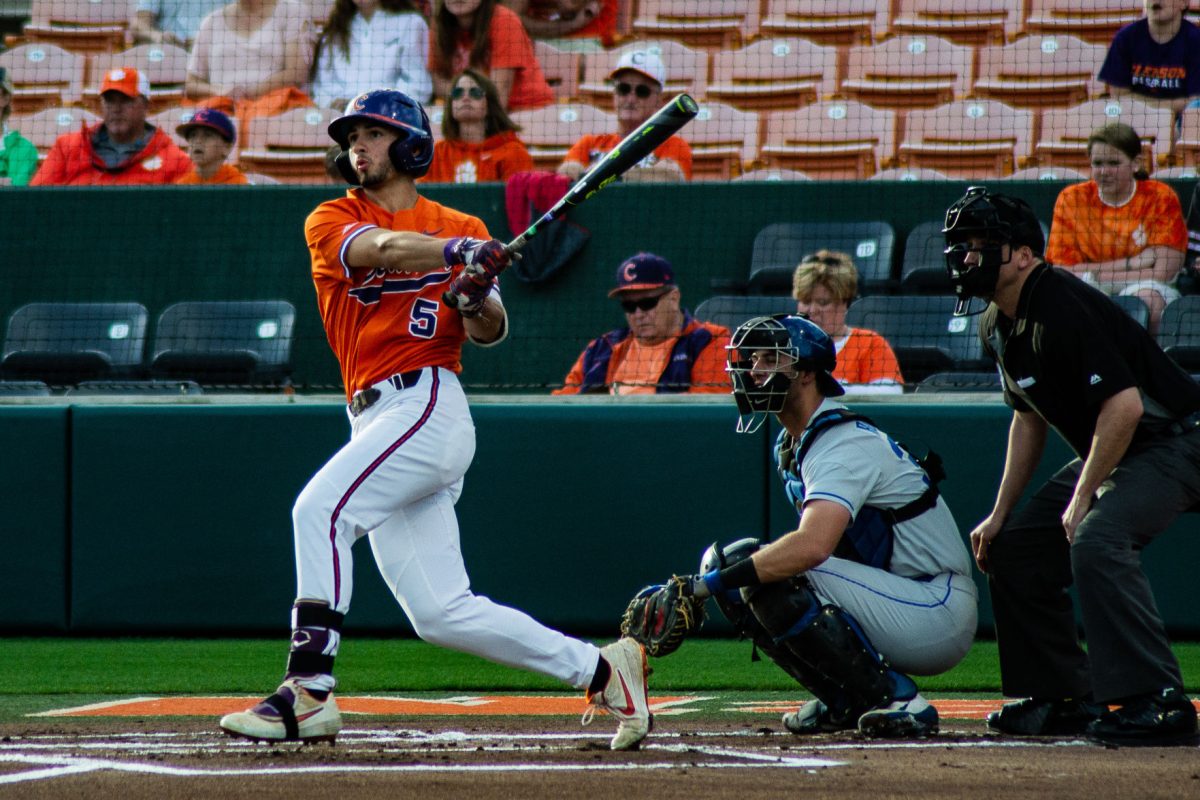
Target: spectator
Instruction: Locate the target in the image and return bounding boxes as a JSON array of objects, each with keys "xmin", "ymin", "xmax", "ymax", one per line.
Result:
[
  {"xmin": 30, "ymin": 68, "xmax": 190, "ymax": 186},
  {"xmin": 420, "ymin": 68, "xmax": 532, "ymax": 183},
  {"xmin": 186, "ymin": 0, "xmax": 315, "ymax": 128},
  {"xmin": 554, "ymin": 253, "xmax": 730, "ymax": 394},
  {"xmin": 174, "ymin": 107, "xmax": 249, "ymax": 184},
  {"xmin": 1098, "ymin": 0, "xmax": 1200, "ymax": 115},
  {"xmin": 557, "ymin": 50, "xmax": 692, "ymax": 183},
  {"xmin": 131, "ymin": 0, "xmax": 228, "ymax": 47},
  {"xmin": 1045, "ymin": 122, "xmax": 1187, "ymax": 333},
  {"xmin": 428, "ymin": 0, "xmax": 554, "ymax": 111},
  {"xmin": 499, "ymin": 0, "xmax": 617, "ymax": 48},
  {"xmin": 0, "ymin": 67, "xmax": 38, "ymax": 187},
  {"xmin": 793, "ymin": 250, "xmax": 905, "ymax": 394},
  {"xmin": 309, "ymin": 0, "xmax": 432, "ymax": 110}
]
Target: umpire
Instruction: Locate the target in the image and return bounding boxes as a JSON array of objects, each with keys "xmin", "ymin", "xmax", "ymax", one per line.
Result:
[{"xmin": 943, "ymin": 186, "xmax": 1200, "ymax": 747}]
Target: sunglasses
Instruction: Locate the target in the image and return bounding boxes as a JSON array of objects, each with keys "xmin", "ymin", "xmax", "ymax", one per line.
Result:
[
  {"xmin": 621, "ymin": 293, "xmax": 667, "ymax": 313},
  {"xmin": 615, "ymin": 82, "xmax": 654, "ymax": 99},
  {"xmin": 801, "ymin": 254, "xmax": 843, "ymax": 267},
  {"xmin": 450, "ymin": 86, "xmax": 485, "ymax": 100}
]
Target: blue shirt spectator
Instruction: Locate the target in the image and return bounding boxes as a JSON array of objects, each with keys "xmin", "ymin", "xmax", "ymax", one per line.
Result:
[{"xmin": 1098, "ymin": 0, "xmax": 1200, "ymax": 115}]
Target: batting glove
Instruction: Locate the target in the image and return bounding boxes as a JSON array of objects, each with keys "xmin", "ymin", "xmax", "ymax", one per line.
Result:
[
  {"xmin": 443, "ymin": 237, "xmax": 511, "ymax": 282},
  {"xmin": 445, "ymin": 270, "xmax": 494, "ymax": 318}
]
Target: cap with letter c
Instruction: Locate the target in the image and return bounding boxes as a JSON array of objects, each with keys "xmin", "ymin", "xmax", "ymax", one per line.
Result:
[
  {"xmin": 608, "ymin": 252, "xmax": 676, "ymax": 297},
  {"xmin": 608, "ymin": 49, "xmax": 666, "ymax": 89}
]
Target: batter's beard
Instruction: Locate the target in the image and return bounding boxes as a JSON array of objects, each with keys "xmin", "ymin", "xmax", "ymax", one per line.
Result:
[{"xmin": 358, "ymin": 162, "xmax": 393, "ymax": 188}]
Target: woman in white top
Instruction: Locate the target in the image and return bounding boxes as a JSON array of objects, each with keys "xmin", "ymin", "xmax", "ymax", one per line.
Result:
[{"xmin": 309, "ymin": 0, "xmax": 432, "ymax": 110}]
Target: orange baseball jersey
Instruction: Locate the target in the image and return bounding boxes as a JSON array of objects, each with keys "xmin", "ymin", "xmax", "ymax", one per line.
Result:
[
  {"xmin": 834, "ymin": 328, "xmax": 905, "ymax": 386},
  {"xmin": 562, "ymin": 133, "xmax": 693, "ymax": 180},
  {"xmin": 305, "ymin": 190, "xmax": 490, "ymax": 400},
  {"xmin": 1045, "ymin": 179, "xmax": 1188, "ymax": 265},
  {"xmin": 175, "ymin": 163, "xmax": 249, "ymax": 184},
  {"xmin": 419, "ymin": 131, "xmax": 533, "ymax": 184}
]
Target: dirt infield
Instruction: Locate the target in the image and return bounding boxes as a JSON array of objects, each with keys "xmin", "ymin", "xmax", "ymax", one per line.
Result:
[{"xmin": 2, "ymin": 696, "xmax": 1199, "ymax": 799}]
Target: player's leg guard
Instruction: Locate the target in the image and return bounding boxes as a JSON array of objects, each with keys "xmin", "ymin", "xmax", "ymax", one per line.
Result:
[{"xmin": 285, "ymin": 599, "xmax": 345, "ymax": 694}]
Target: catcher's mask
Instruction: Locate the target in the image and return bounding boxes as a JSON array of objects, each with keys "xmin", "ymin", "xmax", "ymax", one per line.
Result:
[
  {"xmin": 726, "ymin": 314, "xmax": 843, "ymax": 434},
  {"xmin": 699, "ymin": 537, "xmax": 760, "ymax": 633},
  {"xmin": 943, "ymin": 186, "xmax": 1045, "ymax": 317}
]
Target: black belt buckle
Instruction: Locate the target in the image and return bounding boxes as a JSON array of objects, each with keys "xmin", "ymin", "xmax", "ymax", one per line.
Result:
[{"xmin": 349, "ymin": 388, "xmax": 381, "ymax": 417}]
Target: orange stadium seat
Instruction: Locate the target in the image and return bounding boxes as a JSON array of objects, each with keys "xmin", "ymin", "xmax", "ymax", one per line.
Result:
[
  {"xmin": 534, "ymin": 41, "xmax": 582, "ymax": 103},
  {"xmin": 578, "ymin": 40, "xmax": 708, "ymax": 105},
  {"xmin": 733, "ymin": 167, "xmax": 812, "ymax": 182},
  {"xmin": 237, "ymin": 106, "xmax": 340, "ymax": 184},
  {"xmin": 867, "ymin": 167, "xmax": 954, "ymax": 180},
  {"xmin": 888, "ymin": 0, "xmax": 1023, "ymax": 47},
  {"xmin": 1176, "ymin": 107, "xmax": 1200, "ymax": 168},
  {"xmin": 760, "ymin": 0, "xmax": 888, "ymax": 46},
  {"xmin": 13, "ymin": 106, "xmax": 100, "ymax": 160},
  {"xmin": 1035, "ymin": 97, "xmax": 1177, "ymax": 172},
  {"xmin": 841, "ymin": 35, "xmax": 974, "ymax": 111},
  {"xmin": 509, "ymin": 103, "xmax": 615, "ymax": 171},
  {"xmin": 760, "ymin": 99, "xmax": 897, "ymax": 179},
  {"xmin": 630, "ymin": 0, "xmax": 761, "ymax": 51},
  {"xmin": 706, "ymin": 38, "xmax": 838, "ymax": 112},
  {"xmin": 1023, "ymin": 0, "xmax": 1141, "ymax": 45},
  {"xmin": 1005, "ymin": 165, "xmax": 1088, "ymax": 180},
  {"xmin": 23, "ymin": 0, "xmax": 132, "ymax": 54},
  {"xmin": 0, "ymin": 43, "xmax": 86, "ymax": 113},
  {"xmin": 897, "ymin": 99, "xmax": 1035, "ymax": 179},
  {"xmin": 684, "ymin": 101, "xmax": 758, "ymax": 180},
  {"xmin": 85, "ymin": 43, "xmax": 189, "ymax": 112},
  {"xmin": 973, "ymin": 35, "xmax": 1105, "ymax": 112}
]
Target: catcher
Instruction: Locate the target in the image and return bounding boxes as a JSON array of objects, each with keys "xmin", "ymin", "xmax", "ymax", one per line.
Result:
[{"xmin": 622, "ymin": 314, "xmax": 978, "ymax": 738}]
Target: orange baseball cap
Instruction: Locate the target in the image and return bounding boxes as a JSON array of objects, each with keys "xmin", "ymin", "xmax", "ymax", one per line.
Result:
[{"xmin": 100, "ymin": 67, "xmax": 150, "ymax": 99}]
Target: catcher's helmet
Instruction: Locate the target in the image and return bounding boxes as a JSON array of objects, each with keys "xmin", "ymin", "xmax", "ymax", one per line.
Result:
[
  {"xmin": 942, "ymin": 186, "xmax": 1044, "ymax": 316},
  {"xmin": 726, "ymin": 314, "xmax": 843, "ymax": 434},
  {"xmin": 327, "ymin": 89, "xmax": 434, "ymax": 183},
  {"xmin": 699, "ymin": 538, "xmax": 760, "ymax": 635}
]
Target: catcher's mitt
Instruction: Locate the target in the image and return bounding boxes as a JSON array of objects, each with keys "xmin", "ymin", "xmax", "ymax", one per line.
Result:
[{"xmin": 619, "ymin": 575, "xmax": 706, "ymax": 657}]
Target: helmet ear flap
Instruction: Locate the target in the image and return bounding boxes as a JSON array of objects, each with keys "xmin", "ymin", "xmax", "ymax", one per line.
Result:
[{"xmin": 334, "ymin": 150, "xmax": 359, "ymax": 185}]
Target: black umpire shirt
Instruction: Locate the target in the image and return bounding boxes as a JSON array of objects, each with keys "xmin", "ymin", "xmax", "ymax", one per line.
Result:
[{"xmin": 978, "ymin": 263, "xmax": 1200, "ymax": 459}]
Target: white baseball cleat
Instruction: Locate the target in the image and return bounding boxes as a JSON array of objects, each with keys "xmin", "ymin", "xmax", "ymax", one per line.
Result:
[
  {"xmin": 219, "ymin": 679, "xmax": 342, "ymax": 744},
  {"xmin": 582, "ymin": 637, "xmax": 651, "ymax": 750},
  {"xmin": 857, "ymin": 692, "xmax": 939, "ymax": 739}
]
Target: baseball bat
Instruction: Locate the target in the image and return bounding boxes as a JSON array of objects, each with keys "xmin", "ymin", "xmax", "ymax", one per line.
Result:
[{"xmin": 444, "ymin": 93, "xmax": 701, "ymax": 307}]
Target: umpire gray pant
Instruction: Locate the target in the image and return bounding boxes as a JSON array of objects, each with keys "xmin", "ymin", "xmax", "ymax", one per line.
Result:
[{"xmin": 987, "ymin": 426, "xmax": 1200, "ymax": 703}]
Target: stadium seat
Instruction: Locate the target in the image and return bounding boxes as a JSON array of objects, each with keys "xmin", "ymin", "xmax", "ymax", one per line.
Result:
[
  {"xmin": 0, "ymin": 43, "xmax": 86, "ymax": 113},
  {"xmin": 899, "ymin": 220, "xmax": 953, "ymax": 294},
  {"xmin": 867, "ymin": 167, "xmax": 954, "ymax": 181},
  {"xmin": 1153, "ymin": 165, "xmax": 1199, "ymax": 180},
  {"xmin": 23, "ymin": 0, "xmax": 131, "ymax": 54},
  {"xmin": 889, "ymin": 0, "xmax": 1022, "ymax": 47},
  {"xmin": 508, "ymin": 103, "xmax": 615, "ymax": 172},
  {"xmin": 242, "ymin": 172, "xmax": 282, "ymax": 185},
  {"xmin": 85, "ymin": 44, "xmax": 189, "ymax": 112},
  {"xmin": 14, "ymin": 106, "xmax": 100, "ymax": 160},
  {"xmin": 150, "ymin": 300, "xmax": 296, "ymax": 386},
  {"xmin": 577, "ymin": 40, "xmax": 708, "ymax": 105},
  {"xmin": 706, "ymin": 38, "xmax": 838, "ymax": 113},
  {"xmin": 1005, "ymin": 166, "xmax": 1087, "ymax": 181},
  {"xmin": 630, "ymin": 0, "xmax": 761, "ymax": 50},
  {"xmin": 973, "ymin": 35, "xmax": 1106, "ymax": 111},
  {"xmin": 760, "ymin": 0, "xmax": 889, "ymax": 46},
  {"xmin": 1112, "ymin": 294, "xmax": 1150, "ymax": 329},
  {"xmin": 237, "ymin": 107, "xmax": 340, "ymax": 184},
  {"xmin": 1156, "ymin": 296, "xmax": 1200, "ymax": 372},
  {"xmin": 1035, "ymin": 98, "xmax": 1177, "ymax": 172},
  {"xmin": 534, "ymin": 40, "xmax": 581, "ymax": 103},
  {"xmin": 841, "ymin": 35, "xmax": 974, "ymax": 111},
  {"xmin": 0, "ymin": 302, "xmax": 149, "ymax": 385},
  {"xmin": 913, "ymin": 370, "xmax": 1001, "ymax": 393},
  {"xmin": 760, "ymin": 99, "xmax": 897, "ymax": 179},
  {"xmin": 685, "ymin": 101, "xmax": 758, "ymax": 180},
  {"xmin": 733, "ymin": 167, "xmax": 811, "ymax": 182},
  {"xmin": 0, "ymin": 380, "xmax": 52, "ymax": 396},
  {"xmin": 844, "ymin": 295, "xmax": 985, "ymax": 382},
  {"xmin": 1023, "ymin": 0, "xmax": 1141, "ymax": 45},
  {"xmin": 68, "ymin": 379, "xmax": 203, "ymax": 395},
  {"xmin": 693, "ymin": 295, "xmax": 798, "ymax": 333},
  {"xmin": 897, "ymin": 99, "xmax": 1035, "ymax": 179},
  {"xmin": 1177, "ymin": 107, "xmax": 1200, "ymax": 169},
  {"xmin": 747, "ymin": 221, "xmax": 897, "ymax": 296}
]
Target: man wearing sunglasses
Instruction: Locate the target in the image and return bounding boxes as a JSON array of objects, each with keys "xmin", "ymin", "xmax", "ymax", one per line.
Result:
[
  {"xmin": 554, "ymin": 252, "xmax": 728, "ymax": 394},
  {"xmin": 557, "ymin": 49, "xmax": 692, "ymax": 183}
]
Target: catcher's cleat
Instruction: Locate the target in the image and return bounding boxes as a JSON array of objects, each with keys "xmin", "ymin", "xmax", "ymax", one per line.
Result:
[
  {"xmin": 219, "ymin": 679, "xmax": 342, "ymax": 744},
  {"xmin": 582, "ymin": 637, "xmax": 652, "ymax": 750},
  {"xmin": 782, "ymin": 699, "xmax": 855, "ymax": 735},
  {"xmin": 857, "ymin": 693, "xmax": 939, "ymax": 739},
  {"xmin": 987, "ymin": 697, "xmax": 1103, "ymax": 737}
]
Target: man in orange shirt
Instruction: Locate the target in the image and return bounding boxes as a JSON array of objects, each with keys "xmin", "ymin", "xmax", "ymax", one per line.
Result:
[
  {"xmin": 557, "ymin": 50, "xmax": 692, "ymax": 182},
  {"xmin": 219, "ymin": 88, "xmax": 650, "ymax": 752},
  {"xmin": 30, "ymin": 67, "xmax": 190, "ymax": 186},
  {"xmin": 555, "ymin": 253, "xmax": 729, "ymax": 394},
  {"xmin": 174, "ymin": 107, "xmax": 248, "ymax": 185}
]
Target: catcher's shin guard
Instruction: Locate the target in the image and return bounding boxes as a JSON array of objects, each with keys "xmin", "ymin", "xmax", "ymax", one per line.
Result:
[{"xmin": 744, "ymin": 580, "xmax": 893, "ymax": 726}]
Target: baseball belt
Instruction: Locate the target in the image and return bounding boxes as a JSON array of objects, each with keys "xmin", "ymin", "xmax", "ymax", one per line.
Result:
[{"xmin": 348, "ymin": 369, "xmax": 424, "ymax": 417}]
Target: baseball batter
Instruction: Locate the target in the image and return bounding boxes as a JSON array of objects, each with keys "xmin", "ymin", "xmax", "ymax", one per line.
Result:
[{"xmin": 218, "ymin": 89, "xmax": 649, "ymax": 751}]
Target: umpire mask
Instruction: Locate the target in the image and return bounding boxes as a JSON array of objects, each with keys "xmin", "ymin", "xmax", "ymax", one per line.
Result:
[{"xmin": 943, "ymin": 186, "xmax": 1044, "ymax": 317}]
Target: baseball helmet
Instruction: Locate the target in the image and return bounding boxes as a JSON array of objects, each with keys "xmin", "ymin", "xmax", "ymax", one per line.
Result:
[
  {"xmin": 942, "ymin": 186, "xmax": 1044, "ymax": 316},
  {"xmin": 327, "ymin": 89, "xmax": 434, "ymax": 183},
  {"xmin": 726, "ymin": 314, "xmax": 844, "ymax": 434},
  {"xmin": 699, "ymin": 538, "xmax": 760, "ymax": 635}
]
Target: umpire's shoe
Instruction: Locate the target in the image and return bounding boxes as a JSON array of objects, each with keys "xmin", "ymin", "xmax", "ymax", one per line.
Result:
[
  {"xmin": 220, "ymin": 679, "xmax": 342, "ymax": 744},
  {"xmin": 583, "ymin": 637, "xmax": 651, "ymax": 750},
  {"xmin": 782, "ymin": 699, "xmax": 854, "ymax": 735},
  {"xmin": 987, "ymin": 697, "xmax": 1103, "ymax": 737},
  {"xmin": 1086, "ymin": 688, "xmax": 1199, "ymax": 747}
]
